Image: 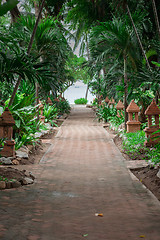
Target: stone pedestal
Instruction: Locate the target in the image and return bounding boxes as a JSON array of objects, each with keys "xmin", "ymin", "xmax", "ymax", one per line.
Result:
[
  {"xmin": 108, "ymin": 98, "xmax": 115, "ymax": 108},
  {"xmin": 126, "ymin": 100, "xmax": 141, "ymax": 133},
  {"xmin": 116, "ymin": 100, "xmax": 124, "ymax": 118},
  {"xmin": 0, "ymin": 108, "xmax": 15, "ymax": 157},
  {"xmin": 46, "ymin": 97, "xmax": 53, "ymax": 106},
  {"xmin": 144, "ymin": 99, "xmax": 160, "ymax": 147},
  {"xmin": 105, "ymin": 97, "xmax": 110, "ymax": 105},
  {"xmin": 39, "ymin": 101, "xmax": 45, "ymax": 123}
]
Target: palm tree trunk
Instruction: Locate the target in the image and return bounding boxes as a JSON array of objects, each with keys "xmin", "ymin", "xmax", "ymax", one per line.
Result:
[
  {"xmin": 8, "ymin": 0, "xmax": 45, "ymax": 107},
  {"xmin": 151, "ymin": 0, "xmax": 160, "ymax": 104},
  {"xmin": 124, "ymin": 55, "xmax": 128, "ymax": 130},
  {"xmin": 35, "ymin": 82, "xmax": 39, "ymax": 122},
  {"xmin": 34, "ymin": 1, "xmax": 42, "ymax": 123},
  {"xmin": 85, "ymin": 34, "xmax": 90, "ymax": 100},
  {"xmin": 126, "ymin": 4, "xmax": 151, "ymax": 70},
  {"xmin": 151, "ymin": 0, "xmax": 160, "ymax": 40}
]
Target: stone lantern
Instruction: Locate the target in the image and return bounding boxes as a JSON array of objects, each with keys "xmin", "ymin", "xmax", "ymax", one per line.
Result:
[
  {"xmin": 98, "ymin": 95, "xmax": 103, "ymax": 106},
  {"xmin": 105, "ymin": 97, "xmax": 110, "ymax": 105},
  {"xmin": 39, "ymin": 101, "xmax": 45, "ymax": 123},
  {"xmin": 116, "ymin": 100, "xmax": 124, "ymax": 117},
  {"xmin": 46, "ymin": 97, "xmax": 53, "ymax": 106},
  {"xmin": 144, "ymin": 99, "xmax": 160, "ymax": 147},
  {"xmin": 108, "ymin": 98, "xmax": 115, "ymax": 108},
  {"xmin": 0, "ymin": 108, "xmax": 15, "ymax": 157},
  {"xmin": 126, "ymin": 100, "xmax": 141, "ymax": 133},
  {"xmin": 46, "ymin": 97, "xmax": 53, "ymax": 105}
]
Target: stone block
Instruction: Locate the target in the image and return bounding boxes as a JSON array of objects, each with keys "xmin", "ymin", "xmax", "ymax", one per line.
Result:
[{"xmin": 0, "ymin": 181, "xmax": 6, "ymax": 189}]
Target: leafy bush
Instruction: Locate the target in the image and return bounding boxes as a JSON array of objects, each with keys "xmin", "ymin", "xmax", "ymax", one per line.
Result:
[
  {"xmin": 122, "ymin": 130, "xmax": 160, "ymax": 165},
  {"xmin": 15, "ymin": 133, "xmax": 39, "ymax": 150},
  {"xmin": 2, "ymin": 93, "xmax": 43, "ymax": 149},
  {"xmin": 122, "ymin": 131, "xmax": 146, "ymax": 157},
  {"xmin": 43, "ymin": 104, "xmax": 58, "ymax": 125},
  {"xmin": 108, "ymin": 115, "xmax": 125, "ymax": 131},
  {"xmin": 146, "ymin": 144, "xmax": 160, "ymax": 165},
  {"xmin": 92, "ymin": 98, "xmax": 98, "ymax": 106},
  {"xmin": 52, "ymin": 98, "xmax": 71, "ymax": 115},
  {"xmin": 74, "ymin": 98, "xmax": 88, "ymax": 104}
]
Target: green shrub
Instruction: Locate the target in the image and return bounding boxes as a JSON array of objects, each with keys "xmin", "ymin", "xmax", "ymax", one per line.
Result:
[
  {"xmin": 74, "ymin": 98, "xmax": 88, "ymax": 104},
  {"xmin": 122, "ymin": 131, "xmax": 146, "ymax": 156},
  {"xmin": 52, "ymin": 98, "xmax": 71, "ymax": 115},
  {"xmin": 43, "ymin": 104, "xmax": 58, "ymax": 125},
  {"xmin": 122, "ymin": 130, "xmax": 160, "ymax": 165},
  {"xmin": 92, "ymin": 98, "xmax": 98, "ymax": 106},
  {"xmin": 146, "ymin": 144, "xmax": 160, "ymax": 165}
]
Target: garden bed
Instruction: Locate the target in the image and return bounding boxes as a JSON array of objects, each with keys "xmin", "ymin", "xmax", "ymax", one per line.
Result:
[
  {"xmin": 0, "ymin": 127, "xmax": 58, "ymax": 189},
  {"xmin": 105, "ymin": 125, "xmax": 160, "ymax": 201}
]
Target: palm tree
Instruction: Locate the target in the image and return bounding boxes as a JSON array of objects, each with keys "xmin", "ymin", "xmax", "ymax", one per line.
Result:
[
  {"xmin": 8, "ymin": 0, "xmax": 46, "ymax": 107},
  {"xmin": 89, "ymin": 18, "xmax": 140, "ymax": 129}
]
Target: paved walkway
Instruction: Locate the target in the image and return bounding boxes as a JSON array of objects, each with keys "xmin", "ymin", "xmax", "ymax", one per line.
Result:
[{"xmin": 0, "ymin": 106, "xmax": 160, "ymax": 240}]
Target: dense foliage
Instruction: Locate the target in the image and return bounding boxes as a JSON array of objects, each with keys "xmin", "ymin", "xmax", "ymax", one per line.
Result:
[{"xmin": 0, "ymin": 0, "xmax": 160, "ymax": 163}]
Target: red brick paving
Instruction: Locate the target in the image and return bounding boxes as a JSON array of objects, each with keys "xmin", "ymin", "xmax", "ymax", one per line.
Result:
[{"xmin": 0, "ymin": 106, "xmax": 160, "ymax": 240}]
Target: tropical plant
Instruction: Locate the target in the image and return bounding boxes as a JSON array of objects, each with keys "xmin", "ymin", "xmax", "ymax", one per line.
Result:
[
  {"xmin": 96, "ymin": 105, "xmax": 117, "ymax": 122},
  {"xmin": 43, "ymin": 104, "xmax": 58, "ymax": 125},
  {"xmin": 89, "ymin": 17, "xmax": 143, "ymax": 128},
  {"xmin": 52, "ymin": 98, "xmax": 71, "ymax": 115},
  {"xmin": 74, "ymin": 98, "xmax": 88, "ymax": 104}
]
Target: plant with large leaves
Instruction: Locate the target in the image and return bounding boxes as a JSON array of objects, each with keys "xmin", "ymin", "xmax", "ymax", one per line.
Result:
[
  {"xmin": 89, "ymin": 17, "xmax": 141, "ymax": 129},
  {"xmin": 9, "ymin": 15, "xmax": 72, "ymax": 96}
]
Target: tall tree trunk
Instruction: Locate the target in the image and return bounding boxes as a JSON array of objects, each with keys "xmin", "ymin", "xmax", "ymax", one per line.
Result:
[
  {"xmin": 151, "ymin": 0, "xmax": 160, "ymax": 104},
  {"xmin": 85, "ymin": 35, "xmax": 90, "ymax": 100},
  {"xmin": 151, "ymin": 0, "xmax": 160, "ymax": 40},
  {"xmin": 126, "ymin": 5, "xmax": 151, "ymax": 70},
  {"xmin": 8, "ymin": 0, "xmax": 46, "ymax": 107},
  {"xmin": 10, "ymin": 5, "xmax": 20, "ymax": 23},
  {"xmin": 35, "ymin": 82, "xmax": 40, "ymax": 123},
  {"xmin": 6, "ymin": 0, "xmax": 20, "ymax": 23},
  {"xmin": 124, "ymin": 55, "xmax": 128, "ymax": 131},
  {"xmin": 34, "ymin": 1, "xmax": 41, "ymax": 123}
]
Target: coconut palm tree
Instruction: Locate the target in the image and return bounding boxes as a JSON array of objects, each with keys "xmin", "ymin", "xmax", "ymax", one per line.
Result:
[{"xmin": 89, "ymin": 18, "xmax": 140, "ymax": 129}]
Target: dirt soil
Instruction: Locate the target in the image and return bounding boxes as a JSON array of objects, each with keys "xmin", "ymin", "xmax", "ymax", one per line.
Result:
[
  {"xmin": 0, "ymin": 128, "xmax": 58, "ymax": 183},
  {"xmin": 104, "ymin": 125, "xmax": 160, "ymax": 202},
  {"xmin": 131, "ymin": 166, "xmax": 160, "ymax": 201},
  {"xmin": 0, "ymin": 167, "xmax": 27, "ymax": 181}
]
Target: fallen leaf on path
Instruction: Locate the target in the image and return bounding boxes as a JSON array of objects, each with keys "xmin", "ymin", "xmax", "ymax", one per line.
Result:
[
  {"xmin": 95, "ymin": 213, "xmax": 103, "ymax": 217},
  {"xmin": 82, "ymin": 234, "xmax": 88, "ymax": 237},
  {"xmin": 139, "ymin": 235, "xmax": 145, "ymax": 238}
]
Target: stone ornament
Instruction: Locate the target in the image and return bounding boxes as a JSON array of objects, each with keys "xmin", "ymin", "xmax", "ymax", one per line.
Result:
[
  {"xmin": 126, "ymin": 100, "xmax": 141, "ymax": 133},
  {"xmin": 39, "ymin": 101, "xmax": 45, "ymax": 123},
  {"xmin": 144, "ymin": 99, "xmax": 160, "ymax": 147},
  {"xmin": 116, "ymin": 100, "xmax": 124, "ymax": 117},
  {"xmin": 108, "ymin": 98, "xmax": 115, "ymax": 107},
  {"xmin": 46, "ymin": 97, "xmax": 53, "ymax": 105},
  {"xmin": 105, "ymin": 97, "xmax": 110, "ymax": 104},
  {"xmin": 0, "ymin": 108, "xmax": 15, "ymax": 157}
]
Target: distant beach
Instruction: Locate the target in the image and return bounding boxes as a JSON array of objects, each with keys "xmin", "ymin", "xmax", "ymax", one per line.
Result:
[{"xmin": 64, "ymin": 81, "xmax": 95, "ymax": 104}]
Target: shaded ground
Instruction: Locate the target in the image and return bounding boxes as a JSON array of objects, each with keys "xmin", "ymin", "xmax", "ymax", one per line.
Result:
[
  {"xmin": 108, "ymin": 128, "xmax": 160, "ymax": 202},
  {"xmin": 0, "ymin": 129, "xmax": 58, "ymax": 184},
  {"xmin": 0, "ymin": 106, "xmax": 160, "ymax": 240},
  {"xmin": 131, "ymin": 166, "xmax": 160, "ymax": 201}
]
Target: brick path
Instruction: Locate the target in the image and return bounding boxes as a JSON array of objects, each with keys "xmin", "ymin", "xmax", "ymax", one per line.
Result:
[{"xmin": 0, "ymin": 106, "xmax": 160, "ymax": 240}]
